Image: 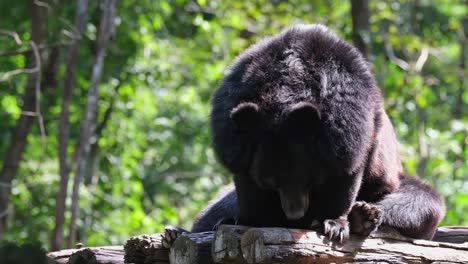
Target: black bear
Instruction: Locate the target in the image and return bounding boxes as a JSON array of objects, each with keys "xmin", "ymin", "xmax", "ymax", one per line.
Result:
[{"xmin": 171, "ymin": 24, "xmax": 445, "ymax": 244}]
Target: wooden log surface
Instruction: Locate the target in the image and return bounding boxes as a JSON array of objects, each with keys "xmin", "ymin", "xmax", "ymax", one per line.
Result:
[
  {"xmin": 212, "ymin": 225, "xmax": 250, "ymax": 263},
  {"xmin": 169, "ymin": 231, "xmax": 214, "ymax": 264},
  {"xmin": 239, "ymin": 226, "xmax": 468, "ymax": 264},
  {"xmin": 433, "ymin": 226, "xmax": 468, "ymax": 244},
  {"xmin": 47, "ymin": 246, "xmax": 124, "ymax": 264},
  {"xmin": 47, "ymin": 225, "xmax": 468, "ymax": 264}
]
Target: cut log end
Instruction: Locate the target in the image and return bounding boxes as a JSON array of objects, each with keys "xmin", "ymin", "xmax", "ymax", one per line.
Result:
[
  {"xmin": 169, "ymin": 232, "xmax": 214, "ymax": 264},
  {"xmin": 124, "ymin": 233, "xmax": 169, "ymax": 264},
  {"xmin": 211, "ymin": 225, "xmax": 249, "ymax": 263}
]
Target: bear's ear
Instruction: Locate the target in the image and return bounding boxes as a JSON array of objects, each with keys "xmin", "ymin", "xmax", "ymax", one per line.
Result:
[
  {"xmin": 286, "ymin": 102, "xmax": 321, "ymax": 132},
  {"xmin": 230, "ymin": 102, "xmax": 261, "ymax": 132}
]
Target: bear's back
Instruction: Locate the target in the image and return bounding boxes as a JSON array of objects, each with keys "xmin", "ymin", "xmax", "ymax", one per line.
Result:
[{"xmin": 212, "ymin": 24, "xmax": 383, "ymax": 172}]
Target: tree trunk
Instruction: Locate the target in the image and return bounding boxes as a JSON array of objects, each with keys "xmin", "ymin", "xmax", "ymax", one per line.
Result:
[
  {"xmin": 416, "ymin": 107, "xmax": 428, "ymax": 178},
  {"xmin": 82, "ymin": 87, "xmax": 120, "ymax": 244},
  {"xmin": 454, "ymin": 3, "xmax": 467, "ymax": 118},
  {"xmin": 350, "ymin": 0, "xmax": 370, "ymax": 59},
  {"xmin": 453, "ymin": 2, "xmax": 467, "ymax": 180},
  {"xmin": 68, "ymin": 0, "xmax": 117, "ymax": 248},
  {"xmin": 0, "ymin": 0, "xmax": 46, "ymax": 239},
  {"xmin": 51, "ymin": 0, "xmax": 89, "ymax": 251}
]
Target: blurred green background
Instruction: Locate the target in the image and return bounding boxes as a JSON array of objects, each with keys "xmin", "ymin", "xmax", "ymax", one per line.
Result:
[{"xmin": 0, "ymin": 0, "xmax": 466, "ymax": 251}]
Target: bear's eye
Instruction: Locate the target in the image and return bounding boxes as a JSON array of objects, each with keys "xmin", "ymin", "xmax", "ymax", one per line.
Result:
[{"xmin": 255, "ymin": 176, "xmax": 276, "ymax": 190}]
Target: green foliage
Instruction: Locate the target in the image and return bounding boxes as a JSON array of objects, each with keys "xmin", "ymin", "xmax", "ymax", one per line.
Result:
[{"xmin": 0, "ymin": 0, "xmax": 466, "ymax": 249}]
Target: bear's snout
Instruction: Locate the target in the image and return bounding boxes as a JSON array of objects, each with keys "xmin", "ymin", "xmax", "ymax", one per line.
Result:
[{"xmin": 279, "ymin": 189, "xmax": 309, "ymax": 220}]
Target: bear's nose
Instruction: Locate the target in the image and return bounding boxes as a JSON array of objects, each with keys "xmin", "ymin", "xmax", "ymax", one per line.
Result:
[
  {"xmin": 278, "ymin": 189, "xmax": 309, "ymax": 220},
  {"xmin": 284, "ymin": 208, "xmax": 306, "ymax": 220}
]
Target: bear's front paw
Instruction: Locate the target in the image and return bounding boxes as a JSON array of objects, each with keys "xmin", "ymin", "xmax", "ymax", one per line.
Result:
[
  {"xmin": 349, "ymin": 201, "xmax": 383, "ymax": 237},
  {"xmin": 161, "ymin": 225, "xmax": 189, "ymax": 249},
  {"xmin": 323, "ymin": 218, "xmax": 349, "ymax": 242}
]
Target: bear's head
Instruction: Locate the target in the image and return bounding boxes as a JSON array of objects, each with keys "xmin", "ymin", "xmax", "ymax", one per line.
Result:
[{"xmin": 230, "ymin": 101, "xmax": 326, "ymax": 220}]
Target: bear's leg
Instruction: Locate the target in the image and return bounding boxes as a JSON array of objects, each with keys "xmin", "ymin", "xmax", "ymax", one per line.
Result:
[
  {"xmin": 161, "ymin": 186, "xmax": 238, "ymax": 249},
  {"xmin": 374, "ymin": 175, "xmax": 446, "ymax": 239},
  {"xmin": 319, "ymin": 170, "xmax": 364, "ymax": 242},
  {"xmin": 191, "ymin": 185, "xmax": 239, "ymax": 233}
]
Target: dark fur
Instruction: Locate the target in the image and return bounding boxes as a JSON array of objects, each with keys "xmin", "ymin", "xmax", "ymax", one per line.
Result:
[
  {"xmin": 193, "ymin": 25, "xmax": 445, "ymax": 240},
  {"xmin": 191, "ymin": 185, "xmax": 238, "ymax": 233}
]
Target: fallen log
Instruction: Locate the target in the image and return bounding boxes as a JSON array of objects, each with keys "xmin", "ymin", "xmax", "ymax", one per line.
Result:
[
  {"xmin": 211, "ymin": 225, "xmax": 249, "ymax": 263},
  {"xmin": 47, "ymin": 225, "xmax": 468, "ymax": 264},
  {"xmin": 47, "ymin": 246, "xmax": 124, "ymax": 264},
  {"xmin": 433, "ymin": 226, "xmax": 468, "ymax": 244},
  {"xmin": 124, "ymin": 233, "xmax": 169, "ymax": 264},
  {"xmin": 169, "ymin": 232, "xmax": 214, "ymax": 264},
  {"xmin": 48, "ymin": 248, "xmax": 80, "ymax": 264},
  {"xmin": 239, "ymin": 226, "xmax": 468, "ymax": 264},
  {"xmin": 161, "ymin": 225, "xmax": 468, "ymax": 264}
]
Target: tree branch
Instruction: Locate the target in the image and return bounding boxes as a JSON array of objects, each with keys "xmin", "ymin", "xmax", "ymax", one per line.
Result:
[
  {"xmin": 30, "ymin": 41, "xmax": 46, "ymax": 152},
  {"xmin": 0, "ymin": 41, "xmax": 41, "ymax": 82},
  {"xmin": 384, "ymin": 34, "xmax": 410, "ymax": 71},
  {"xmin": 415, "ymin": 47, "xmax": 429, "ymax": 73},
  {"xmin": 0, "ymin": 29, "xmax": 23, "ymax": 45},
  {"xmin": 0, "ymin": 40, "xmax": 73, "ymax": 57}
]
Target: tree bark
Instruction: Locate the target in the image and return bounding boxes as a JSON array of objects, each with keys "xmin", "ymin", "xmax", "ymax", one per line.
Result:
[
  {"xmin": 82, "ymin": 82, "xmax": 123, "ymax": 244},
  {"xmin": 169, "ymin": 232, "xmax": 214, "ymax": 264},
  {"xmin": 0, "ymin": 0, "xmax": 46, "ymax": 239},
  {"xmin": 434, "ymin": 226, "xmax": 468, "ymax": 244},
  {"xmin": 212, "ymin": 225, "xmax": 249, "ymax": 263},
  {"xmin": 453, "ymin": 2, "xmax": 467, "ymax": 118},
  {"xmin": 48, "ymin": 246, "xmax": 124, "ymax": 264},
  {"xmin": 48, "ymin": 226, "xmax": 468, "ymax": 264},
  {"xmin": 68, "ymin": 0, "xmax": 117, "ymax": 248},
  {"xmin": 124, "ymin": 233, "xmax": 169, "ymax": 264},
  {"xmin": 453, "ymin": 3, "xmax": 467, "ymax": 180},
  {"xmin": 350, "ymin": 0, "xmax": 370, "ymax": 59},
  {"xmin": 239, "ymin": 226, "xmax": 468, "ymax": 264},
  {"xmin": 52, "ymin": 0, "xmax": 89, "ymax": 251}
]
